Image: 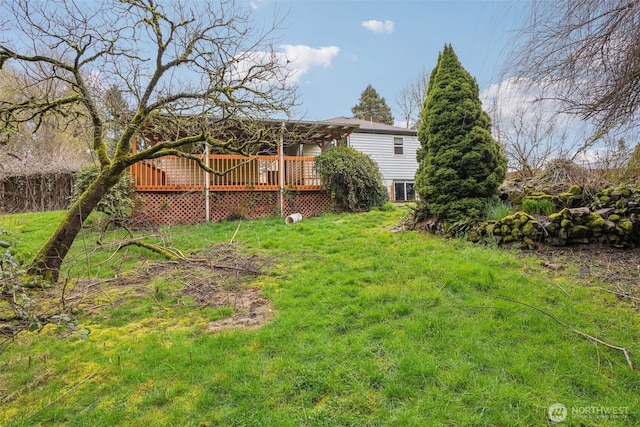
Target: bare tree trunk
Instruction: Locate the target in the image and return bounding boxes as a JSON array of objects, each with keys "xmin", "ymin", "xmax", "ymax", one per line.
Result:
[{"xmin": 27, "ymin": 167, "xmax": 124, "ymax": 282}]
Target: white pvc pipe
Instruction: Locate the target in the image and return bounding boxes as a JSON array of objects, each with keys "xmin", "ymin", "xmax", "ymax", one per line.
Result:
[{"xmin": 285, "ymin": 213, "xmax": 302, "ymax": 224}]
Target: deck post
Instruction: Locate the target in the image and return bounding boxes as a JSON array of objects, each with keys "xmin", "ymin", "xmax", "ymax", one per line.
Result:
[
  {"xmin": 279, "ymin": 121, "xmax": 285, "ymax": 217},
  {"xmin": 205, "ymin": 143, "xmax": 210, "ymax": 222}
]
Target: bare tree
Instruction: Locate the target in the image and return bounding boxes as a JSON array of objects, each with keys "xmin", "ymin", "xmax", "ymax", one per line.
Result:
[
  {"xmin": 508, "ymin": 0, "xmax": 640, "ymax": 137},
  {"xmin": 0, "ymin": 0, "xmax": 297, "ymax": 281},
  {"xmin": 395, "ymin": 68, "xmax": 429, "ymax": 129},
  {"xmin": 0, "ymin": 66, "xmax": 90, "ymax": 176},
  {"xmin": 485, "ymin": 80, "xmax": 589, "ymax": 176}
]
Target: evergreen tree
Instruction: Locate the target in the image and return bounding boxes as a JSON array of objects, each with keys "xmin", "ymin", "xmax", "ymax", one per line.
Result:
[
  {"xmin": 351, "ymin": 84, "xmax": 394, "ymax": 125},
  {"xmin": 415, "ymin": 44, "xmax": 506, "ymax": 223}
]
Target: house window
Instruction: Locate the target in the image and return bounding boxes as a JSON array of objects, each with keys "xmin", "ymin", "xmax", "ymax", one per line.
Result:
[
  {"xmin": 394, "ymin": 181, "xmax": 415, "ymax": 202},
  {"xmin": 393, "ymin": 137, "xmax": 404, "ymax": 155}
]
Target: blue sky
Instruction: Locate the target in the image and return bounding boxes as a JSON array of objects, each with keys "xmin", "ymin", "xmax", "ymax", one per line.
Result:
[{"xmin": 245, "ymin": 0, "xmax": 529, "ymax": 124}]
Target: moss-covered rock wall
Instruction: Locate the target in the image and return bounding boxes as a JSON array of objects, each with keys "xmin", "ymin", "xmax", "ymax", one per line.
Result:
[{"xmin": 470, "ymin": 185, "xmax": 640, "ymax": 249}]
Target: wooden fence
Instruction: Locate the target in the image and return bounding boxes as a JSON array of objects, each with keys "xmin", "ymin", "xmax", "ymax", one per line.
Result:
[{"xmin": 0, "ymin": 172, "xmax": 74, "ymax": 213}]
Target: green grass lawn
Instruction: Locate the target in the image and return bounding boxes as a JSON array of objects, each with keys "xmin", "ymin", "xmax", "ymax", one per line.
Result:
[{"xmin": 0, "ymin": 207, "xmax": 638, "ymax": 426}]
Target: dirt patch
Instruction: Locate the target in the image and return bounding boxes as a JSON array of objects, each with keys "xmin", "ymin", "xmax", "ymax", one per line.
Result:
[
  {"xmin": 205, "ymin": 289, "xmax": 274, "ymax": 333},
  {"xmin": 534, "ymin": 244, "xmax": 640, "ymax": 307},
  {"xmin": 172, "ymin": 244, "xmax": 275, "ymax": 332},
  {"xmin": 42, "ymin": 243, "xmax": 275, "ymax": 334}
]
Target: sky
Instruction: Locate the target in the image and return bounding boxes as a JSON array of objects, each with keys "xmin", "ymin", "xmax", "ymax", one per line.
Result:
[{"xmin": 243, "ymin": 0, "xmax": 529, "ymax": 125}]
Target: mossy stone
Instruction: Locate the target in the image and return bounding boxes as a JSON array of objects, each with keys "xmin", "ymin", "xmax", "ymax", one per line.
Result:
[
  {"xmin": 485, "ymin": 223, "xmax": 495, "ymax": 235},
  {"xmin": 568, "ymin": 184, "xmax": 582, "ymax": 196},
  {"xmin": 511, "ymin": 227, "xmax": 522, "ymax": 239},
  {"xmin": 522, "ymin": 237, "xmax": 535, "ymax": 249},
  {"xmin": 519, "ymin": 213, "xmax": 533, "ymax": 223},
  {"xmin": 568, "ymin": 225, "xmax": 590, "ymax": 238},
  {"xmin": 559, "ymin": 208, "xmax": 573, "ymax": 219},
  {"xmin": 559, "ymin": 228, "xmax": 568, "ymax": 239},
  {"xmin": 549, "ymin": 212, "xmax": 562, "ymax": 222},
  {"xmin": 618, "ymin": 219, "xmax": 633, "ymax": 233},
  {"xmin": 599, "ymin": 195, "xmax": 611, "ymax": 205},
  {"xmin": 621, "ymin": 186, "xmax": 632, "ymax": 197},
  {"xmin": 615, "ymin": 199, "xmax": 629, "ymax": 209},
  {"xmin": 560, "ymin": 219, "xmax": 572, "ymax": 228},
  {"xmin": 522, "ymin": 222, "xmax": 537, "ymax": 237},
  {"xmin": 584, "ymin": 214, "xmax": 605, "ymax": 228}
]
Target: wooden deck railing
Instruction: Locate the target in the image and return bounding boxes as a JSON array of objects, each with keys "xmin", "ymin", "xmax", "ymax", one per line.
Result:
[{"xmin": 131, "ymin": 154, "xmax": 323, "ymax": 191}]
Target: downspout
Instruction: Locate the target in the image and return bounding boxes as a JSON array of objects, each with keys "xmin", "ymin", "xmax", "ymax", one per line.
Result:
[
  {"xmin": 205, "ymin": 143, "xmax": 210, "ymax": 222},
  {"xmin": 279, "ymin": 121, "xmax": 285, "ymax": 217}
]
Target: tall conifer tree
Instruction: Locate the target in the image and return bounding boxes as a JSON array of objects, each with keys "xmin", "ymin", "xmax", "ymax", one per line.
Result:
[
  {"xmin": 351, "ymin": 84, "xmax": 394, "ymax": 125},
  {"xmin": 415, "ymin": 44, "xmax": 506, "ymax": 222}
]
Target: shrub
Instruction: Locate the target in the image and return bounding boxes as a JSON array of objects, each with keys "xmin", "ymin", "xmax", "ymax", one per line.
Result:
[
  {"xmin": 522, "ymin": 198, "xmax": 555, "ymax": 215},
  {"xmin": 483, "ymin": 199, "xmax": 511, "ymax": 220},
  {"xmin": 315, "ymin": 146, "xmax": 388, "ymax": 212},
  {"xmin": 0, "ymin": 228, "xmax": 46, "ymax": 334},
  {"xmin": 71, "ymin": 165, "xmax": 134, "ymax": 222}
]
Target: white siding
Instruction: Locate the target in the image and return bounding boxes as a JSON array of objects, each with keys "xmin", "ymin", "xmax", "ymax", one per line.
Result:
[
  {"xmin": 302, "ymin": 144, "xmax": 322, "ymax": 157},
  {"xmin": 347, "ymin": 132, "xmax": 419, "ymax": 187}
]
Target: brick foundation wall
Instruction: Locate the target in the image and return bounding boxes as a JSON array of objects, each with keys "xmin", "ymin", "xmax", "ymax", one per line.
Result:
[{"xmin": 132, "ymin": 190, "xmax": 337, "ymax": 226}]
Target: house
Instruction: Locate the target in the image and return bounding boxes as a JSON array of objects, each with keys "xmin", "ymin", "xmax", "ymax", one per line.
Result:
[
  {"xmin": 323, "ymin": 117, "xmax": 419, "ymax": 202},
  {"xmin": 129, "ymin": 115, "xmax": 421, "ymax": 226}
]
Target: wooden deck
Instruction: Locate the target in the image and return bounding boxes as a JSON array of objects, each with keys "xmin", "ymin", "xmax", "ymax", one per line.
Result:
[{"xmin": 131, "ymin": 154, "xmax": 322, "ymax": 191}]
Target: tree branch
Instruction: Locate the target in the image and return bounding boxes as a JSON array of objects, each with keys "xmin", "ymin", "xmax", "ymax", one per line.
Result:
[{"xmin": 487, "ymin": 293, "xmax": 633, "ymax": 370}]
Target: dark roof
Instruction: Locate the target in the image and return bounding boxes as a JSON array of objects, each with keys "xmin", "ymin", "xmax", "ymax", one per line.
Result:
[{"xmin": 323, "ymin": 116, "xmax": 417, "ymax": 136}]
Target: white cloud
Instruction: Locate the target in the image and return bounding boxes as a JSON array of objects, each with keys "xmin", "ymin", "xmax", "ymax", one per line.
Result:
[
  {"xmin": 229, "ymin": 45, "xmax": 339, "ymax": 87},
  {"xmin": 361, "ymin": 19, "xmax": 394, "ymax": 34},
  {"xmin": 279, "ymin": 45, "xmax": 340, "ymax": 83}
]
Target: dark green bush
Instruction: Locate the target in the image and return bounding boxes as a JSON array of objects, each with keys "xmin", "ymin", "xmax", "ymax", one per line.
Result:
[
  {"xmin": 415, "ymin": 44, "xmax": 507, "ymax": 223},
  {"xmin": 315, "ymin": 146, "xmax": 388, "ymax": 212}
]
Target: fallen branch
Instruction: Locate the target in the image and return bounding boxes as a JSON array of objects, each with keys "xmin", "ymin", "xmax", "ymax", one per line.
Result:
[
  {"xmin": 230, "ymin": 220, "xmax": 242, "ymax": 244},
  {"xmin": 102, "ymin": 237, "xmax": 186, "ymax": 261},
  {"xmin": 593, "ymin": 286, "xmax": 640, "ymax": 303},
  {"xmin": 120, "ymin": 240, "xmax": 185, "ymax": 260},
  {"xmin": 487, "ymin": 294, "xmax": 633, "ymax": 370},
  {"xmin": 208, "ymin": 262, "xmax": 261, "ymax": 275}
]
